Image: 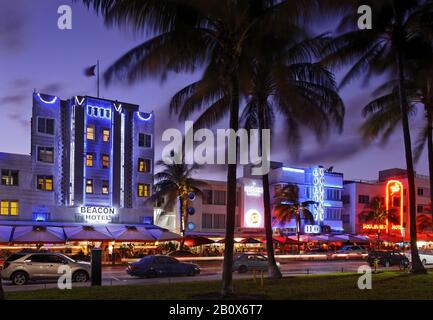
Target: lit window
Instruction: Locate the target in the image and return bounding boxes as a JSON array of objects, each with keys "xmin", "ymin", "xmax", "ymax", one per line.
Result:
[
  {"xmin": 1, "ymin": 170, "xmax": 19, "ymax": 186},
  {"xmin": 37, "ymin": 118, "xmax": 54, "ymax": 135},
  {"xmin": 138, "ymin": 183, "xmax": 150, "ymax": 197},
  {"xmin": 37, "ymin": 146, "xmax": 54, "ymax": 163},
  {"xmin": 86, "ymin": 153, "xmax": 94, "ymax": 167},
  {"xmin": 86, "ymin": 179, "xmax": 93, "ymax": 194},
  {"xmin": 37, "ymin": 175, "xmax": 53, "ymax": 191},
  {"xmin": 102, "ymin": 154, "xmax": 110, "ymax": 168},
  {"xmin": 1, "ymin": 200, "xmax": 19, "ymax": 216},
  {"xmin": 102, "ymin": 180, "xmax": 109, "ymax": 195},
  {"xmin": 138, "ymin": 159, "xmax": 151, "ymax": 173},
  {"xmin": 138, "ymin": 133, "xmax": 151, "ymax": 148},
  {"xmin": 102, "ymin": 129, "xmax": 110, "ymax": 142},
  {"xmin": 86, "ymin": 125, "xmax": 95, "ymax": 140}
]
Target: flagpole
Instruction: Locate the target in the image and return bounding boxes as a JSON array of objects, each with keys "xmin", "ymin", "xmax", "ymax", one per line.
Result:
[{"xmin": 97, "ymin": 60, "xmax": 100, "ymax": 98}]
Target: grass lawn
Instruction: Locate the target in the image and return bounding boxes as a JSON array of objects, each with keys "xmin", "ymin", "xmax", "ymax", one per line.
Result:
[{"xmin": 5, "ymin": 271, "xmax": 433, "ymax": 300}]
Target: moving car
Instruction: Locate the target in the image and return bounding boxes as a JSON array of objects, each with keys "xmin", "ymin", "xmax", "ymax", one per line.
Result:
[
  {"xmin": 167, "ymin": 250, "xmax": 199, "ymax": 257},
  {"xmin": 367, "ymin": 250, "xmax": 410, "ymax": 268},
  {"xmin": 1, "ymin": 251, "xmax": 91, "ymax": 285},
  {"xmin": 405, "ymin": 250, "xmax": 433, "ymax": 265},
  {"xmin": 232, "ymin": 253, "xmax": 280, "ymax": 273},
  {"xmin": 126, "ymin": 255, "xmax": 200, "ymax": 278},
  {"xmin": 336, "ymin": 245, "xmax": 367, "ymax": 254}
]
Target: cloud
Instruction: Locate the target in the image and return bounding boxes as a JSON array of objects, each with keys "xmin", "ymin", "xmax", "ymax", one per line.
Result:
[
  {"xmin": 40, "ymin": 82, "xmax": 64, "ymax": 94},
  {"xmin": 0, "ymin": 94, "xmax": 27, "ymax": 105},
  {"xmin": 0, "ymin": 2, "xmax": 27, "ymax": 51}
]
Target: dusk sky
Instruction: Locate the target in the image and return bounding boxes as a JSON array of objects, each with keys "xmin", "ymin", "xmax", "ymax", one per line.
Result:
[{"xmin": 0, "ymin": 0, "xmax": 429, "ymax": 181}]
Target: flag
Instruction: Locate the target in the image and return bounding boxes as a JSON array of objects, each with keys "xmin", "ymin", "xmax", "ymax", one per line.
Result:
[{"xmin": 84, "ymin": 64, "xmax": 97, "ymax": 77}]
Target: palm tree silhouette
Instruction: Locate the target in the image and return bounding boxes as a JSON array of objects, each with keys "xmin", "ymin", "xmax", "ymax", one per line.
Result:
[
  {"xmin": 149, "ymin": 158, "xmax": 206, "ymax": 249},
  {"xmin": 273, "ymin": 184, "xmax": 316, "ymax": 253},
  {"xmin": 323, "ymin": 0, "xmax": 433, "ymax": 273}
]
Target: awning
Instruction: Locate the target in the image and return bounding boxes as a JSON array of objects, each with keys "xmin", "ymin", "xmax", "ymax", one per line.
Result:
[
  {"xmin": 11, "ymin": 226, "xmax": 65, "ymax": 243},
  {"xmin": 181, "ymin": 236, "xmax": 215, "ymax": 247},
  {"xmin": 272, "ymin": 236, "xmax": 299, "ymax": 244},
  {"xmin": 334, "ymin": 234, "xmax": 371, "ymax": 242},
  {"xmin": 0, "ymin": 226, "xmax": 13, "ymax": 243},
  {"xmin": 107, "ymin": 225, "xmax": 155, "ymax": 242},
  {"xmin": 146, "ymin": 227, "xmax": 182, "ymax": 241},
  {"xmin": 240, "ymin": 237, "xmax": 263, "ymax": 244},
  {"xmin": 64, "ymin": 226, "xmax": 114, "ymax": 241}
]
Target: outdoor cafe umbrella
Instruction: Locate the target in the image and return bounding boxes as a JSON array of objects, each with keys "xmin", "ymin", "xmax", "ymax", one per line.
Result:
[
  {"xmin": 146, "ymin": 227, "xmax": 182, "ymax": 241},
  {"xmin": 181, "ymin": 236, "xmax": 215, "ymax": 247},
  {"xmin": 0, "ymin": 225, "xmax": 13, "ymax": 243},
  {"xmin": 240, "ymin": 237, "xmax": 263, "ymax": 244},
  {"xmin": 11, "ymin": 226, "xmax": 65, "ymax": 243},
  {"xmin": 215, "ymin": 238, "xmax": 238, "ymax": 244},
  {"xmin": 106, "ymin": 225, "xmax": 155, "ymax": 242},
  {"xmin": 271, "ymin": 236, "xmax": 299, "ymax": 245},
  {"xmin": 64, "ymin": 226, "xmax": 113, "ymax": 241}
]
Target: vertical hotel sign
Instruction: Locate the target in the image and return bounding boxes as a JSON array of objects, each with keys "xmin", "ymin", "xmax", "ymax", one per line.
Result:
[
  {"xmin": 386, "ymin": 180, "xmax": 403, "ymax": 232},
  {"xmin": 312, "ymin": 167, "xmax": 325, "ymax": 223}
]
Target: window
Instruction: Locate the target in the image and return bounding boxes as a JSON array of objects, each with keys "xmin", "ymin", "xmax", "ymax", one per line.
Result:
[
  {"xmin": 202, "ymin": 213, "xmax": 213, "ymax": 229},
  {"xmin": 1, "ymin": 200, "xmax": 19, "ymax": 216},
  {"xmin": 358, "ymin": 195, "xmax": 370, "ymax": 204},
  {"xmin": 37, "ymin": 118, "xmax": 54, "ymax": 135},
  {"xmin": 86, "ymin": 125, "xmax": 95, "ymax": 140},
  {"xmin": 138, "ymin": 158, "xmax": 151, "ymax": 173},
  {"xmin": 1, "ymin": 170, "xmax": 19, "ymax": 186},
  {"xmin": 86, "ymin": 153, "xmax": 94, "ymax": 167},
  {"xmin": 202, "ymin": 190, "xmax": 213, "ymax": 204},
  {"xmin": 37, "ymin": 146, "xmax": 54, "ymax": 163},
  {"xmin": 102, "ymin": 128, "xmax": 110, "ymax": 142},
  {"xmin": 138, "ymin": 133, "xmax": 152, "ymax": 148},
  {"xmin": 102, "ymin": 180, "xmax": 109, "ymax": 195},
  {"xmin": 417, "ymin": 188, "xmax": 424, "ymax": 196},
  {"xmin": 326, "ymin": 189, "xmax": 341, "ymax": 201},
  {"xmin": 213, "ymin": 214, "xmax": 226, "ymax": 229},
  {"xmin": 213, "ymin": 191, "xmax": 226, "ymax": 205},
  {"xmin": 29, "ymin": 255, "xmax": 49, "ymax": 263},
  {"xmin": 86, "ymin": 179, "xmax": 93, "ymax": 194},
  {"xmin": 37, "ymin": 175, "xmax": 53, "ymax": 191},
  {"xmin": 137, "ymin": 183, "xmax": 150, "ymax": 197},
  {"xmin": 417, "ymin": 205, "xmax": 424, "ymax": 213},
  {"xmin": 102, "ymin": 154, "xmax": 110, "ymax": 168},
  {"xmin": 46, "ymin": 255, "xmax": 67, "ymax": 264}
]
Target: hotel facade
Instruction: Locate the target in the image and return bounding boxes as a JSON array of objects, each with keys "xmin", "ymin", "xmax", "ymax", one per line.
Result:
[
  {"xmin": 155, "ymin": 162, "xmax": 345, "ymax": 238},
  {"xmin": 0, "ymin": 92, "xmax": 155, "ymax": 227}
]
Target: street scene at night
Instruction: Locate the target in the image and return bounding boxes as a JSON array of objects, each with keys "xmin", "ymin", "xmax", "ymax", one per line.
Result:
[{"xmin": 1, "ymin": 0, "xmax": 433, "ymax": 312}]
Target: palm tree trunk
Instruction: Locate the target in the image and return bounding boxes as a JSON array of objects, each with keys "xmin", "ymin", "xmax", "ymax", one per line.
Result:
[
  {"xmin": 179, "ymin": 196, "xmax": 185, "ymax": 249},
  {"xmin": 221, "ymin": 70, "xmax": 240, "ymax": 297},
  {"xmin": 426, "ymin": 106, "xmax": 433, "ymax": 226},
  {"xmin": 393, "ymin": 3, "xmax": 426, "ymax": 273},
  {"xmin": 297, "ymin": 216, "xmax": 301, "ymax": 254},
  {"xmin": 0, "ymin": 274, "xmax": 4, "ymax": 300},
  {"xmin": 257, "ymin": 103, "xmax": 282, "ymax": 279}
]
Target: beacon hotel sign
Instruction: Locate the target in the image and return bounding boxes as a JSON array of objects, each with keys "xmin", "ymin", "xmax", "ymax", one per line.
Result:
[{"xmin": 78, "ymin": 206, "xmax": 118, "ymax": 224}]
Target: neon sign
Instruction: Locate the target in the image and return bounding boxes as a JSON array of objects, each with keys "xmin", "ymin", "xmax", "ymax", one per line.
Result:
[
  {"xmin": 305, "ymin": 225, "xmax": 320, "ymax": 234},
  {"xmin": 386, "ymin": 180, "xmax": 403, "ymax": 233},
  {"xmin": 136, "ymin": 112, "xmax": 153, "ymax": 121},
  {"xmin": 312, "ymin": 167, "xmax": 325, "ymax": 222},
  {"xmin": 244, "ymin": 183, "xmax": 263, "ymax": 197},
  {"xmin": 244, "ymin": 209, "xmax": 263, "ymax": 228}
]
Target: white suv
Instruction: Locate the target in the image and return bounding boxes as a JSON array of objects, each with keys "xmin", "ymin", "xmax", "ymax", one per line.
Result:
[{"xmin": 1, "ymin": 251, "xmax": 91, "ymax": 285}]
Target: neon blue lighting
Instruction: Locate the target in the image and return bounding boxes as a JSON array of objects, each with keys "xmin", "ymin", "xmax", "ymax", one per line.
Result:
[
  {"xmin": 282, "ymin": 167, "xmax": 305, "ymax": 173},
  {"xmin": 136, "ymin": 112, "xmax": 152, "ymax": 121},
  {"xmin": 75, "ymin": 96, "xmax": 85, "ymax": 106},
  {"xmin": 36, "ymin": 93, "xmax": 58, "ymax": 104},
  {"xmin": 86, "ymin": 104, "xmax": 111, "ymax": 120}
]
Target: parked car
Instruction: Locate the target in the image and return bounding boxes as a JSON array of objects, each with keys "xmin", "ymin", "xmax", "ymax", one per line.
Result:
[
  {"xmin": 336, "ymin": 245, "xmax": 368, "ymax": 254},
  {"xmin": 367, "ymin": 250, "xmax": 410, "ymax": 268},
  {"xmin": 167, "ymin": 250, "xmax": 199, "ymax": 257},
  {"xmin": 1, "ymin": 251, "xmax": 91, "ymax": 285},
  {"xmin": 405, "ymin": 250, "xmax": 433, "ymax": 265},
  {"xmin": 126, "ymin": 255, "xmax": 200, "ymax": 278},
  {"xmin": 305, "ymin": 248, "xmax": 330, "ymax": 255},
  {"xmin": 232, "ymin": 253, "xmax": 280, "ymax": 273}
]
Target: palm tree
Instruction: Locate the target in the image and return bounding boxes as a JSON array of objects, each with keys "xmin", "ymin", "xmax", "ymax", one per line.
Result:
[
  {"xmin": 149, "ymin": 159, "xmax": 205, "ymax": 249},
  {"xmin": 82, "ymin": 0, "xmax": 333, "ymax": 296},
  {"xmin": 0, "ymin": 275, "xmax": 4, "ymax": 300},
  {"xmin": 323, "ymin": 0, "xmax": 433, "ymax": 273},
  {"xmin": 359, "ymin": 197, "xmax": 398, "ymax": 243},
  {"xmin": 273, "ymin": 184, "xmax": 316, "ymax": 253},
  {"xmin": 417, "ymin": 214, "xmax": 433, "ymax": 233}
]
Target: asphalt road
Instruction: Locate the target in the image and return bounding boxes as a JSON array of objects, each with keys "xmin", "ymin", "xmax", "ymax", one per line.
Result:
[{"xmin": 3, "ymin": 259, "xmax": 422, "ymax": 293}]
